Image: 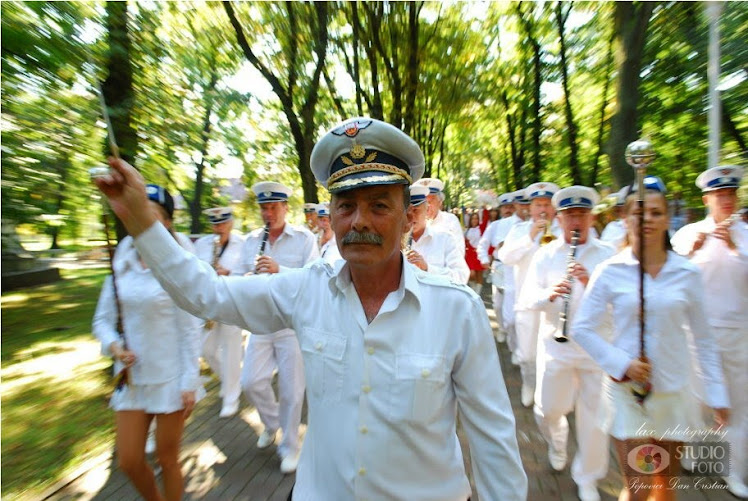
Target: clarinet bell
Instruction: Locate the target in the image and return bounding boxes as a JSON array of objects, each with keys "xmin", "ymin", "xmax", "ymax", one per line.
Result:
[{"xmin": 631, "ymin": 380, "xmax": 652, "ymax": 405}]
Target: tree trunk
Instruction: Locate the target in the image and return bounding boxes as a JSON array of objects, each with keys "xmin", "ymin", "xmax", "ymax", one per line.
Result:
[
  {"xmin": 590, "ymin": 30, "xmax": 616, "ymax": 187},
  {"xmin": 103, "ymin": 0, "xmax": 136, "ymax": 241},
  {"xmin": 606, "ymin": 1, "xmax": 655, "ymax": 188},
  {"xmin": 403, "ymin": 2, "xmax": 420, "ymax": 136},
  {"xmin": 555, "ymin": 3, "xmax": 581, "ymax": 184}
]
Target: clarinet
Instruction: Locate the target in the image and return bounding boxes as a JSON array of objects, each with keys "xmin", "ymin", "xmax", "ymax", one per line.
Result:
[
  {"xmin": 555, "ymin": 229, "xmax": 580, "ymax": 343},
  {"xmin": 258, "ymin": 222, "xmax": 270, "ymax": 256}
]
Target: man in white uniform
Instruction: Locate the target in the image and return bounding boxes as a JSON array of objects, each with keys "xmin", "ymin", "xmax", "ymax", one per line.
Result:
[
  {"xmin": 303, "ymin": 202, "xmax": 319, "ymax": 234},
  {"xmin": 94, "ymin": 117, "xmax": 527, "ymax": 501},
  {"xmin": 316, "ymin": 203, "xmax": 343, "ymax": 266},
  {"xmin": 195, "ymin": 207, "xmax": 246, "ymax": 417},
  {"xmin": 477, "ymin": 192, "xmax": 520, "ymax": 342},
  {"xmin": 413, "ymin": 177, "xmax": 466, "ymax": 255},
  {"xmin": 671, "ymin": 165, "xmax": 748, "ymax": 499},
  {"xmin": 405, "ymin": 184, "xmax": 469, "ymax": 284},
  {"xmin": 519, "ymin": 186, "xmax": 615, "ymax": 501},
  {"xmin": 237, "ymin": 182, "xmax": 319, "ymax": 474},
  {"xmin": 600, "ymin": 187, "xmax": 627, "ymax": 250},
  {"xmin": 498, "ymin": 182, "xmax": 561, "ymax": 407}
]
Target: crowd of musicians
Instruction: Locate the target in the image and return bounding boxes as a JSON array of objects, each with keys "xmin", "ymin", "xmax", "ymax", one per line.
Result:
[{"xmin": 91, "ymin": 115, "xmax": 746, "ymax": 501}]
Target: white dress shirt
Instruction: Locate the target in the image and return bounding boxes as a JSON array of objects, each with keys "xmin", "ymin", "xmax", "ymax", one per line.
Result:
[
  {"xmin": 519, "ymin": 237, "xmax": 615, "ymax": 364},
  {"xmin": 496, "ymin": 219, "xmax": 562, "ymax": 300},
  {"xmin": 195, "ymin": 232, "xmax": 246, "ymax": 273},
  {"xmin": 92, "ymin": 234, "xmax": 202, "ymax": 392},
  {"xmin": 600, "ymin": 219, "xmax": 626, "ymax": 250},
  {"xmin": 432, "ymin": 210, "xmax": 466, "ymax": 255},
  {"xmin": 237, "ymin": 223, "xmax": 319, "ymax": 276},
  {"xmin": 319, "ymin": 233, "xmax": 343, "ymax": 266},
  {"xmin": 571, "ymin": 248, "xmax": 729, "ymax": 409},
  {"xmin": 134, "ymin": 222, "xmax": 527, "ymax": 501},
  {"xmin": 671, "ymin": 217, "xmax": 748, "ymax": 328},
  {"xmin": 412, "ymin": 225, "xmax": 470, "ymax": 284},
  {"xmin": 477, "ymin": 215, "xmax": 519, "ymax": 264}
]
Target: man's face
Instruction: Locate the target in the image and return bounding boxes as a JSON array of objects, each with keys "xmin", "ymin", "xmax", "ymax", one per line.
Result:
[
  {"xmin": 557, "ymin": 208, "xmax": 594, "ymax": 244},
  {"xmin": 530, "ymin": 197, "xmax": 555, "ymax": 221},
  {"xmin": 317, "ymin": 215, "xmax": 330, "ymax": 231},
  {"xmin": 425, "ymin": 194, "xmax": 440, "ymax": 219},
  {"xmin": 305, "ymin": 211, "xmax": 319, "ymax": 229},
  {"xmin": 211, "ymin": 220, "xmax": 233, "ymax": 239},
  {"xmin": 331, "ymin": 184, "xmax": 408, "ymax": 268},
  {"xmin": 407, "ymin": 202, "xmax": 428, "ymax": 235},
  {"xmin": 260, "ymin": 202, "xmax": 288, "ymax": 230},
  {"xmin": 702, "ymin": 188, "xmax": 738, "ymax": 221},
  {"xmin": 500, "ymin": 204, "xmax": 514, "ymax": 218}
]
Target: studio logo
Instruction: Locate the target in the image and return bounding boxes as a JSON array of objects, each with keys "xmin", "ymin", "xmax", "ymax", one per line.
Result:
[{"xmin": 627, "ymin": 444, "xmax": 670, "ymax": 475}]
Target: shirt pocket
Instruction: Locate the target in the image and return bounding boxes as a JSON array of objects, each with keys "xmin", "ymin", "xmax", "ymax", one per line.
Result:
[
  {"xmin": 389, "ymin": 353, "xmax": 448, "ymax": 424},
  {"xmin": 299, "ymin": 328, "xmax": 347, "ymax": 403}
]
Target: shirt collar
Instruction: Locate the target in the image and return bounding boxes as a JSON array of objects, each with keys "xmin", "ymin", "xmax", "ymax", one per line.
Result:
[{"xmin": 329, "ymin": 255, "xmax": 421, "ymax": 309}]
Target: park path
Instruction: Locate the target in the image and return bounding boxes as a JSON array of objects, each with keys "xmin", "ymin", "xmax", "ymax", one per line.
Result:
[{"xmin": 47, "ymin": 290, "xmax": 731, "ymax": 501}]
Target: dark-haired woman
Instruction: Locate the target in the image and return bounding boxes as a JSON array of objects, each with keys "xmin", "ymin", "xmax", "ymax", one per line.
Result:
[
  {"xmin": 93, "ymin": 184, "xmax": 203, "ymax": 501},
  {"xmin": 572, "ymin": 178, "xmax": 729, "ymax": 501}
]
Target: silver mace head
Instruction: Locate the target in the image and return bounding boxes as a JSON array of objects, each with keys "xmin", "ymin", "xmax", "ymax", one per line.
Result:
[{"xmin": 625, "ymin": 139, "xmax": 656, "ymax": 171}]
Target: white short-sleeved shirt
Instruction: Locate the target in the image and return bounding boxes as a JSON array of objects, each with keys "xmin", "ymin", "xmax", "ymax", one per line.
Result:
[
  {"xmin": 412, "ymin": 225, "xmax": 469, "ymax": 284},
  {"xmin": 195, "ymin": 232, "xmax": 245, "ymax": 274},
  {"xmin": 134, "ymin": 222, "xmax": 527, "ymax": 501}
]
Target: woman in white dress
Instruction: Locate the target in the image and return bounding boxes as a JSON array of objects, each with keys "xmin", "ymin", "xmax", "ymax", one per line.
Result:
[
  {"xmin": 572, "ymin": 177, "xmax": 729, "ymax": 501},
  {"xmin": 93, "ymin": 184, "xmax": 203, "ymax": 501}
]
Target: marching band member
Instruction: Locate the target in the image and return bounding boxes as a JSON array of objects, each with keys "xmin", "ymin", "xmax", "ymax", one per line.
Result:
[
  {"xmin": 303, "ymin": 202, "xmax": 319, "ymax": 234},
  {"xmin": 478, "ymin": 192, "xmax": 520, "ymax": 342},
  {"xmin": 237, "ymin": 181, "xmax": 319, "ymax": 474},
  {"xmin": 600, "ymin": 187, "xmax": 628, "ymax": 250},
  {"xmin": 671, "ymin": 165, "xmax": 748, "ymax": 498},
  {"xmin": 316, "ymin": 202, "xmax": 343, "ymax": 266},
  {"xmin": 406, "ymin": 184, "xmax": 469, "ymax": 284},
  {"xmin": 573, "ymin": 177, "xmax": 729, "ymax": 501},
  {"xmin": 518, "ymin": 186, "xmax": 615, "ymax": 501},
  {"xmin": 498, "ymin": 182, "xmax": 561, "ymax": 407},
  {"xmin": 413, "ymin": 177, "xmax": 466, "ymax": 255},
  {"xmin": 195, "ymin": 207, "xmax": 245, "ymax": 418},
  {"xmin": 94, "ymin": 117, "xmax": 526, "ymax": 500},
  {"xmin": 464, "ymin": 212, "xmax": 485, "ymax": 293},
  {"xmin": 92, "ymin": 184, "xmax": 203, "ymax": 501}
]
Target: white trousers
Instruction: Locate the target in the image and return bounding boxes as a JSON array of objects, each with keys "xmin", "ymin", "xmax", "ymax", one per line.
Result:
[
  {"xmin": 714, "ymin": 326, "xmax": 747, "ymax": 483},
  {"xmin": 534, "ymin": 358, "xmax": 609, "ymax": 486},
  {"xmin": 241, "ymin": 331, "xmax": 306, "ymax": 458},
  {"xmin": 502, "ymin": 286, "xmax": 517, "ymax": 353},
  {"xmin": 515, "ymin": 309, "xmax": 539, "ymax": 390},
  {"xmin": 202, "ymin": 323, "xmax": 244, "ymax": 406}
]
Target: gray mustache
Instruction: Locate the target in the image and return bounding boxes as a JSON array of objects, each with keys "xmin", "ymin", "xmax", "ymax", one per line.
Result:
[{"xmin": 341, "ymin": 231, "xmax": 383, "ymax": 245}]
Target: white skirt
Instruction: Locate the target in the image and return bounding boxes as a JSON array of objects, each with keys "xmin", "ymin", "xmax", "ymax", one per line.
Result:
[
  {"xmin": 110, "ymin": 376, "xmax": 205, "ymax": 414},
  {"xmin": 601, "ymin": 379, "xmax": 704, "ymax": 442}
]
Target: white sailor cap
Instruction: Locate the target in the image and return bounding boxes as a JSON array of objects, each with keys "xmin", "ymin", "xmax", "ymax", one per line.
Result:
[
  {"xmin": 552, "ymin": 186, "xmax": 600, "ymax": 211},
  {"xmin": 203, "ymin": 206, "xmax": 233, "ymax": 224},
  {"xmin": 525, "ymin": 182, "xmax": 560, "ymax": 200},
  {"xmin": 316, "ymin": 203, "xmax": 330, "ymax": 217},
  {"xmin": 251, "ymin": 181, "xmax": 292, "ymax": 203},
  {"xmin": 303, "ymin": 203, "xmax": 317, "ymax": 213},
  {"xmin": 146, "ymin": 184, "xmax": 175, "ymax": 218},
  {"xmin": 615, "ymin": 186, "xmax": 628, "ymax": 206},
  {"xmin": 696, "ymin": 165, "xmax": 743, "ymax": 192},
  {"xmin": 629, "ymin": 176, "xmax": 667, "ymax": 194},
  {"xmin": 310, "ymin": 117, "xmax": 424, "ymax": 194},
  {"xmin": 409, "ymin": 184, "xmax": 430, "ymax": 206},
  {"xmin": 499, "ymin": 192, "xmax": 514, "ymax": 206},
  {"xmin": 414, "ymin": 177, "xmax": 445, "ymax": 195},
  {"xmin": 513, "ymin": 190, "xmax": 530, "ymax": 204}
]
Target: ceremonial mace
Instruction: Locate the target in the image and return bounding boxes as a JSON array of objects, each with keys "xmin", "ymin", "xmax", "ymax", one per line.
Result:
[
  {"xmin": 625, "ymin": 139, "xmax": 655, "ymax": 405},
  {"xmin": 88, "ymin": 71, "xmax": 129, "ymax": 391}
]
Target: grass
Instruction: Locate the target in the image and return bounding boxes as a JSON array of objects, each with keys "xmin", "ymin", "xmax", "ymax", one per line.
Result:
[{"xmin": 1, "ymin": 268, "xmax": 117, "ymax": 500}]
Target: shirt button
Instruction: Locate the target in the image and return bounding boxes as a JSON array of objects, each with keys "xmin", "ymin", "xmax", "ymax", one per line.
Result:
[
  {"xmin": 366, "ymin": 346, "xmax": 375, "ymax": 355},
  {"xmin": 360, "ymin": 425, "xmax": 368, "ymax": 434},
  {"xmin": 358, "ymin": 467, "xmax": 367, "ymax": 476},
  {"xmin": 362, "ymin": 385, "xmax": 371, "ymax": 394},
  {"xmin": 421, "ymin": 368, "xmax": 431, "ymax": 378},
  {"xmin": 315, "ymin": 342, "xmax": 323, "ymax": 351}
]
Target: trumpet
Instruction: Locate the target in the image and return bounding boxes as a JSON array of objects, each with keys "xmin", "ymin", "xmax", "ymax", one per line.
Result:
[
  {"xmin": 540, "ymin": 213, "xmax": 557, "ymax": 245},
  {"xmin": 555, "ymin": 230, "xmax": 580, "ymax": 342}
]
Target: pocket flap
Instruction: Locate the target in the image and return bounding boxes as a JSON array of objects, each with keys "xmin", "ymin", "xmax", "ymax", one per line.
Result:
[
  {"xmin": 300, "ymin": 328, "xmax": 347, "ymax": 361},
  {"xmin": 395, "ymin": 353, "xmax": 446, "ymax": 382}
]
